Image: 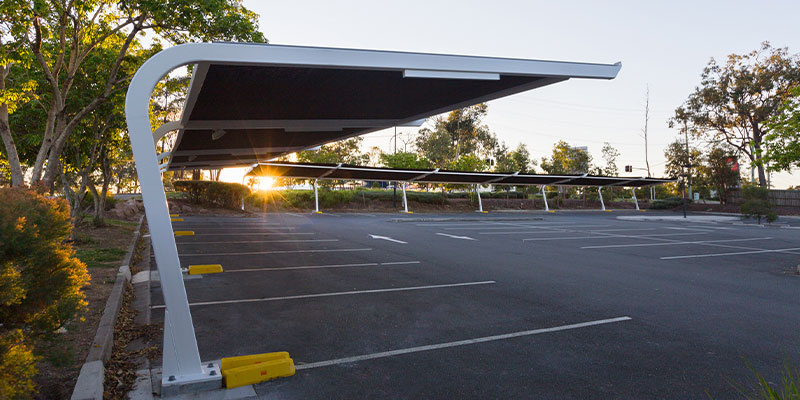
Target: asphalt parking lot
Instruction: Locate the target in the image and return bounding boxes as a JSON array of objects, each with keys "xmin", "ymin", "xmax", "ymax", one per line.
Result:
[{"xmin": 151, "ymin": 211, "xmax": 800, "ymax": 399}]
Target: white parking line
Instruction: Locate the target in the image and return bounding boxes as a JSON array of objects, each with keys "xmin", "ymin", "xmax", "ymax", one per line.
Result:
[
  {"xmin": 151, "ymin": 280, "xmax": 496, "ymax": 309},
  {"xmin": 660, "ymin": 247, "xmax": 800, "ymax": 259},
  {"xmin": 479, "ymin": 231, "xmax": 562, "ymax": 235},
  {"xmin": 447, "ymin": 224, "xmax": 608, "ymax": 231},
  {"xmin": 179, "ymin": 227, "xmax": 296, "ymax": 231},
  {"xmin": 190, "ymin": 232, "xmax": 315, "ymax": 236},
  {"xmin": 295, "ymin": 316, "xmax": 632, "ymax": 370},
  {"xmin": 179, "ymin": 248, "xmax": 372, "ymax": 256},
  {"xmin": 582, "ymin": 237, "xmax": 773, "ymax": 249},
  {"xmin": 523, "ymin": 232, "xmax": 705, "ymax": 241},
  {"xmin": 436, "ymin": 233, "xmax": 477, "ymax": 240},
  {"xmin": 225, "ymin": 261, "xmax": 421, "ymax": 273},
  {"xmin": 177, "ymin": 239, "xmax": 339, "ymax": 245},
  {"xmin": 584, "ymin": 228, "xmax": 658, "ymax": 233}
]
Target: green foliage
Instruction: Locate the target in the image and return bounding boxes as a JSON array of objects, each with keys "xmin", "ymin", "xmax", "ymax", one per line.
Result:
[
  {"xmin": 246, "ymin": 189, "xmax": 448, "ymax": 210},
  {"xmin": 415, "ymin": 104, "xmax": 497, "ymax": 168},
  {"xmin": 74, "ymin": 247, "xmax": 127, "ymax": 269},
  {"xmin": 649, "ymin": 197, "xmax": 689, "ymax": 210},
  {"xmin": 734, "ymin": 359, "xmax": 800, "ymax": 400},
  {"xmin": 704, "ymin": 146, "xmax": 740, "ymax": 203},
  {"xmin": 740, "ymin": 185, "xmax": 778, "ymax": 223},
  {"xmin": 671, "ymin": 42, "xmax": 800, "ymax": 187},
  {"xmin": 379, "ymin": 151, "xmax": 432, "ymax": 170},
  {"xmin": 173, "ymin": 180, "xmax": 251, "ymax": 209},
  {"xmin": 540, "ymin": 141, "xmax": 592, "ymax": 175},
  {"xmin": 495, "ymin": 143, "xmax": 533, "ymax": 174},
  {"xmin": 764, "ymin": 86, "xmax": 800, "ymax": 172},
  {"xmin": 600, "ymin": 142, "xmax": 620, "ymax": 176},
  {"xmin": 0, "ymin": 188, "xmax": 89, "ymax": 398},
  {"xmin": 297, "ymin": 137, "xmax": 370, "ymax": 166}
]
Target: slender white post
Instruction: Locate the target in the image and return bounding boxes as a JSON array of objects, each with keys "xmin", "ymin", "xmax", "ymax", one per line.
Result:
[
  {"xmin": 476, "ymin": 185, "xmax": 484, "ymax": 212},
  {"xmin": 598, "ymin": 186, "xmax": 606, "ymax": 211},
  {"xmin": 125, "ymin": 52, "xmax": 209, "ymax": 388},
  {"xmin": 541, "ymin": 185, "xmax": 549, "ymax": 212},
  {"xmin": 631, "ymin": 188, "xmax": 640, "ymax": 211},
  {"xmin": 313, "ymin": 179, "xmax": 320, "ymax": 213},
  {"xmin": 402, "ymin": 183, "xmax": 409, "ymax": 213}
]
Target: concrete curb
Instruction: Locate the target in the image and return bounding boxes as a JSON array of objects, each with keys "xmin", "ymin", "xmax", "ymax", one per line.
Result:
[{"xmin": 71, "ymin": 215, "xmax": 145, "ymax": 400}]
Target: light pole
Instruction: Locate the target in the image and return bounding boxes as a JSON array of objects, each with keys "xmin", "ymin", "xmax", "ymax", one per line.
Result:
[{"xmin": 392, "ymin": 126, "xmax": 397, "ymax": 208}]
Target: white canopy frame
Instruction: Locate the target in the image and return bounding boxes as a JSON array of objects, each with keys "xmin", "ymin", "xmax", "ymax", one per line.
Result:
[{"xmin": 125, "ymin": 42, "xmax": 623, "ymax": 392}]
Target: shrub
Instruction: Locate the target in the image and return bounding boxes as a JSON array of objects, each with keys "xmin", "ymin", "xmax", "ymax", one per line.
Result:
[
  {"xmin": 649, "ymin": 197, "xmax": 690, "ymax": 210},
  {"xmin": 174, "ymin": 180, "xmax": 251, "ymax": 209},
  {"xmin": 740, "ymin": 185, "xmax": 778, "ymax": 224},
  {"xmin": 0, "ymin": 188, "xmax": 90, "ymax": 398}
]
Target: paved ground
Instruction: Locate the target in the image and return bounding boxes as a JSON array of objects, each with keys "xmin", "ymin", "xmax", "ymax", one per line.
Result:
[{"xmin": 151, "ymin": 210, "xmax": 800, "ymax": 399}]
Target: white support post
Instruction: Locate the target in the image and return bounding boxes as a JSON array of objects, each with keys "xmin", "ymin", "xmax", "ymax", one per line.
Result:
[
  {"xmin": 476, "ymin": 185, "xmax": 484, "ymax": 213},
  {"xmin": 631, "ymin": 188, "xmax": 640, "ymax": 211},
  {"xmin": 541, "ymin": 185, "xmax": 550, "ymax": 212},
  {"xmin": 313, "ymin": 179, "xmax": 320, "ymax": 213},
  {"xmin": 402, "ymin": 183, "xmax": 410, "ymax": 213},
  {"xmin": 598, "ymin": 186, "xmax": 606, "ymax": 211},
  {"xmin": 124, "ymin": 52, "xmax": 216, "ymax": 391}
]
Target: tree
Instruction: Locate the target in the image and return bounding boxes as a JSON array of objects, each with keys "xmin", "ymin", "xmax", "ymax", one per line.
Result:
[
  {"xmin": 763, "ymin": 86, "xmax": 800, "ymax": 172},
  {"xmin": 415, "ymin": 104, "xmax": 498, "ymax": 168},
  {"xmin": 663, "ymin": 139, "xmax": 702, "ymax": 180},
  {"xmin": 671, "ymin": 42, "xmax": 800, "ymax": 187},
  {"xmin": 297, "ymin": 138, "xmax": 370, "ymax": 188},
  {"xmin": 495, "ymin": 143, "xmax": 533, "ymax": 174},
  {"xmin": 379, "ymin": 151, "xmax": 432, "ymax": 170},
  {"xmin": 600, "ymin": 142, "xmax": 619, "ymax": 176},
  {"xmin": 1, "ymin": 0, "xmax": 265, "ymax": 190},
  {"xmin": 540, "ymin": 140, "xmax": 591, "ymax": 175},
  {"xmin": 704, "ymin": 145, "xmax": 740, "ymax": 203},
  {"xmin": 297, "ymin": 137, "xmax": 370, "ymax": 166}
]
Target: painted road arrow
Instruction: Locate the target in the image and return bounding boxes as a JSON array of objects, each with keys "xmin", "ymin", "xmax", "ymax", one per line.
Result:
[
  {"xmin": 368, "ymin": 234, "xmax": 407, "ymax": 244},
  {"xmin": 436, "ymin": 233, "xmax": 477, "ymax": 241}
]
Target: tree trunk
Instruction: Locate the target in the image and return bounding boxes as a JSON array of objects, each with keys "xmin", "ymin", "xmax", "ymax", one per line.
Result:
[{"xmin": 0, "ymin": 65, "xmax": 25, "ymax": 187}]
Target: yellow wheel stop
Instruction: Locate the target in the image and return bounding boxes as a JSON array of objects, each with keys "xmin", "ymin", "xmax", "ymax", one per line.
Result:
[
  {"xmin": 221, "ymin": 352, "xmax": 295, "ymax": 389},
  {"xmin": 188, "ymin": 264, "xmax": 223, "ymax": 275}
]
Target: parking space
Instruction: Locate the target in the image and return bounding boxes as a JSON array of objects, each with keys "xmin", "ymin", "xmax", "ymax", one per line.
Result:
[{"xmin": 150, "ymin": 211, "xmax": 800, "ymax": 398}]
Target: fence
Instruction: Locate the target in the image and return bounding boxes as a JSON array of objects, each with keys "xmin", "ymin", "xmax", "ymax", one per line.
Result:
[{"xmin": 728, "ymin": 189, "xmax": 800, "ymax": 208}]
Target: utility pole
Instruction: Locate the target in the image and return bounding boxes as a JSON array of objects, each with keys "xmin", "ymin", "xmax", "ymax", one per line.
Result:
[
  {"xmin": 682, "ymin": 122, "xmax": 691, "ymax": 218},
  {"xmin": 392, "ymin": 126, "xmax": 397, "ymax": 208}
]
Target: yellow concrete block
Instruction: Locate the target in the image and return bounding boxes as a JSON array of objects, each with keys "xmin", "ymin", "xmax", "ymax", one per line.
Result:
[
  {"xmin": 174, "ymin": 231, "xmax": 194, "ymax": 236},
  {"xmin": 171, "ymin": 218, "xmax": 184, "ymax": 222},
  {"xmin": 480, "ymin": 211, "xmax": 489, "ymax": 213},
  {"xmin": 188, "ymin": 264, "xmax": 223, "ymax": 275},
  {"xmin": 604, "ymin": 210, "xmax": 613, "ymax": 212},
  {"xmin": 313, "ymin": 211, "xmax": 323, "ymax": 214},
  {"xmin": 546, "ymin": 210, "xmax": 556, "ymax": 213},
  {"xmin": 221, "ymin": 352, "xmax": 290, "ymax": 371},
  {"xmin": 221, "ymin": 353, "xmax": 295, "ymax": 389},
  {"xmin": 170, "ymin": 214, "xmax": 179, "ymax": 217}
]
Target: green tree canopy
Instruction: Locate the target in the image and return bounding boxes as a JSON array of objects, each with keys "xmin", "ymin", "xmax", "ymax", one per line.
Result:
[
  {"xmin": 671, "ymin": 42, "xmax": 800, "ymax": 187},
  {"xmin": 297, "ymin": 137, "xmax": 370, "ymax": 166},
  {"xmin": 0, "ymin": 0, "xmax": 266, "ymax": 189},
  {"xmin": 764, "ymin": 85, "xmax": 800, "ymax": 172},
  {"xmin": 379, "ymin": 151, "xmax": 432, "ymax": 170},
  {"xmin": 540, "ymin": 140, "xmax": 591, "ymax": 175},
  {"xmin": 415, "ymin": 104, "xmax": 498, "ymax": 168}
]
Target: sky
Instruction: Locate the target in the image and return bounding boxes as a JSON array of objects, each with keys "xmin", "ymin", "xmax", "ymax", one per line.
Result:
[{"xmin": 232, "ymin": 0, "xmax": 800, "ymax": 188}]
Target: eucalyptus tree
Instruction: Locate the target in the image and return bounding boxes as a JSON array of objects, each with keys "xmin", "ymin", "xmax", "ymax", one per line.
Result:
[
  {"xmin": 0, "ymin": 0, "xmax": 265, "ymax": 190},
  {"xmin": 671, "ymin": 42, "xmax": 800, "ymax": 187}
]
